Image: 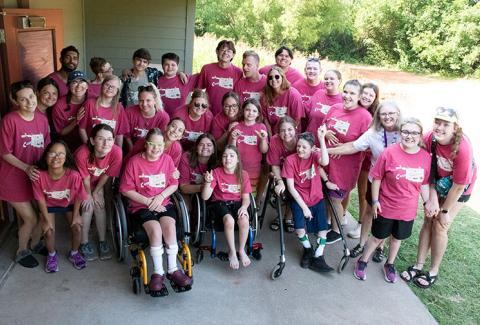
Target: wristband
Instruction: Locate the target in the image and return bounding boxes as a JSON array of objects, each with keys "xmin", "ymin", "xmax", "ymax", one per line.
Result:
[{"xmin": 372, "ymin": 199, "xmax": 379, "ymax": 204}]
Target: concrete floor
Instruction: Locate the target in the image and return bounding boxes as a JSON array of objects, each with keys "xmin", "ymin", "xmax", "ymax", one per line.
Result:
[{"xmin": 0, "ymin": 206, "xmax": 437, "ymax": 325}]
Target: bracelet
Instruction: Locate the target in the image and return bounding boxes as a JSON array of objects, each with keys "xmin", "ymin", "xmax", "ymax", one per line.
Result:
[
  {"xmin": 422, "ymin": 202, "xmax": 427, "ymax": 206},
  {"xmin": 372, "ymin": 199, "xmax": 379, "ymax": 204}
]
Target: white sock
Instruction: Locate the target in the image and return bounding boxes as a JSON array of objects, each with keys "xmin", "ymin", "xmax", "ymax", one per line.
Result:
[
  {"xmin": 150, "ymin": 246, "xmax": 164, "ymax": 275},
  {"xmin": 166, "ymin": 244, "xmax": 179, "ymax": 274},
  {"xmin": 49, "ymin": 251, "xmax": 56, "ymax": 257},
  {"xmin": 315, "ymin": 237, "xmax": 326, "ymax": 257},
  {"xmin": 298, "ymin": 234, "xmax": 311, "ymax": 248}
]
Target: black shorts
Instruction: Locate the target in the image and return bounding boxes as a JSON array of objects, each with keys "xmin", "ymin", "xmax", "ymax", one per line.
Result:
[
  {"xmin": 209, "ymin": 201, "xmax": 243, "ymax": 222},
  {"xmin": 371, "ymin": 215, "xmax": 414, "ymax": 240},
  {"xmin": 133, "ymin": 204, "xmax": 177, "ymax": 225},
  {"xmin": 47, "ymin": 205, "xmax": 73, "ymax": 213},
  {"xmin": 365, "ymin": 180, "xmax": 373, "ymax": 206}
]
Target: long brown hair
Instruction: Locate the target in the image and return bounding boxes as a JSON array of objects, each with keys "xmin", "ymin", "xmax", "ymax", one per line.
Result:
[
  {"xmin": 96, "ymin": 75, "xmax": 122, "ymax": 116},
  {"xmin": 451, "ymin": 123, "xmax": 464, "ymax": 160},
  {"xmin": 222, "ymin": 145, "xmax": 243, "ymax": 188},
  {"xmin": 87, "ymin": 124, "xmax": 115, "ymax": 164},
  {"xmin": 262, "ymin": 66, "xmax": 290, "ymax": 107},
  {"xmin": 189, "ymin": 133, "xmax": 217, "ymax": 170},
  {"xmin": 360, "ymin": 82, "xmax": 380, "ymax": 116}
]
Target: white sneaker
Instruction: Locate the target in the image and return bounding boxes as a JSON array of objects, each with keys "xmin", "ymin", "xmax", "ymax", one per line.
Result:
[
  {"xmin": 348, "ymin": 223, "xmax": 362, "ymax": 239},
  {"xmin": 342, "ymin": 210, "xmax": 353, "ymax": 226}
]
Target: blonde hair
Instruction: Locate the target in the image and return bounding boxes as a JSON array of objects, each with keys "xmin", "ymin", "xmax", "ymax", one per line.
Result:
[
  {"xmin": 97, "ymin": 75, "xmax": 122, "ymax": 116},
  {"xmin": 451, "ymin": 123, "xmax": 463, "ymax": 160},
  {"xmin": 401, "ymin": 117, "xmax": 425, "ymax": 148}
]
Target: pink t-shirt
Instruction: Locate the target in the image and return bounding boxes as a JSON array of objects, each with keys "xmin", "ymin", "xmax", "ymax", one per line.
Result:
[
  {"xmin": 261, "ymin": 87, "xmax": 304, "ymax": 133},
  {"xmin": 231, "ymin": 122, "xmax": 268, "ymax": 177},
  {"xmin": 88, "ymin": 83, "xmax": 102, "ymax": 99},
  {"xmin": 292, "ymin": 79, "xmax": 326, "ymax": 104},
  {"xmin": 78, "ymin": 98, "xmax": 129, "ymax": 137},
  {"xmin": 266, "ymin": 134, "xmax": 296, "ymax": 167},
  {"xmin": 282, "ymin": 152, "xmax": 324, "ymax": 206},
  {"xmin": 305, "ymin": 90, "xmax": 343, "ymax": 135},
  {"xmin": 424, "ymin": 132, "xmax": 476, "ymax": 195},
  {"xmin": 74, "ymin": 144, "xmax": 122, "ymax": 188},
  {"xmin": 33, "ymin": 169, "xmax": 88, "ymax": 207},
  {"xmin": 157, "ymin": 74, "xmax": 198, "ymax": 117},
  {"xmin": 0, "ymin": 111, "xmax": 51, "ymax": 202},
  {"xmin": 211, "ymin": 112, "xmax": 236, "ymax": 140},
  {"xmin": 125, "ymin": 138, "xmax": 183, "ymax": 168},
  {"xmin": 125, "ymin": 105, "xmax": 169, "ymax": 143},
  {"xmin": 259, "ymin": 65, "xmax": 303, "ymax": 84},
  {"xmin": 323, "ymin": 104, "xmax": 373, "ymax": 191},
  {"xmin": 233, "ymin": 75, "xmax": 267, "ymax": 104},
  {"xmin": 48, "ymin": 72, "xmax": 69, "ymax": 98},
  {"xmin": 370, "ymin": 144, "xmax": 431, "ymax": 221},
  {"xmin": 196, "ymin": 62, "xmax": 243, "ymax": 116},
  {"xmin": 120, "ymin": 153, "xmax": 178, "ymax": 213},
  {"xmin": 52, "ymin": 96, "xmax": 83, "ymax": 150},
  {"xmin": 209, "ymin": 167, "xmax": 252, "ymax": 202},
  {"xmin": 178, "ymin": 152, "xmax": 208, "ymax": 185},
  {"xmin": 172, "ymin": 105, "xmax": 213, "ymax": 149}
]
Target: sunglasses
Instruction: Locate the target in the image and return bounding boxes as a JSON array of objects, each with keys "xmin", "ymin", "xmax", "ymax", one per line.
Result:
[
  {"xmin": 400, "ymin": 130, "xmax": 421, "ymax": 136},
  {"xmin": 268, "ymin": 75, "xmax": 281, "ymax": 81},
  {"xmin": 436, "ymin": 107, "xmax": 456, "ymax": 117},
  {"xmin": 138, "ymin": 85, "xmax": 154, "ymax": 92},
  {"xmin": 307, "ymin": 57, "xmax": 320, "ymax": 62},
  {"xmin": 194, "ymin": 102, "xmax": 208, "ymax": 109}
]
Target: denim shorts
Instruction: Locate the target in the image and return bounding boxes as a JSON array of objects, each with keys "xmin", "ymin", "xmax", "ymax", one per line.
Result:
[{"xmin": 291, "ymin": 199, "xmax": 328, "ymax": 233}]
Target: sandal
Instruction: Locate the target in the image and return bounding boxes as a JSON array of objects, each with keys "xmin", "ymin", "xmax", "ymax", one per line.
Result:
[
  {"xmin": 269, "ymin": 218, "xmax": 280, "ymax": 231},
  {"xmin": 284, "ymin": 219, "xmax": 295, "ymax": 233},
  {"xmin": 414, "ymin": 272, "xmax": 438, "ymax": 289},
  {"xmin": 400, "ymin": 265, "xmax": 423, "ymax": 283}
]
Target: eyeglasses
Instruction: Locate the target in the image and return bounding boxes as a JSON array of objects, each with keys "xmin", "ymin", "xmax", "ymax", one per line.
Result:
[
  {"xmin": 268, "ymin": 75, "xmax": 281, "ymax": 81},
  {"xmin": 400, "ymin": 130, "xmax": 421, "ymax": 136},
  {"xmin": 47, "ymin": 152, "xmax": 66, "ymax": 158},
  {"xmin": 104, "ymin": 84, "xmax": 117, "ymax": 90},
  {"xmin": 146, "ymin": 141, "xmax": 163, "ymax": 147},
  {"xmin": 379, "ymin": 112, "xmax": 397, "ymax": 118},
  {"xmin": 138, "ymin": 85, "xmax": 154, "ymax": 92},
  {"xmin": 223, "ymin": 104, "xmax": 238, "ymax": 109},
  {"xmin": 193, "ymin": 102, "xmax": 208, "ymax": 109}
]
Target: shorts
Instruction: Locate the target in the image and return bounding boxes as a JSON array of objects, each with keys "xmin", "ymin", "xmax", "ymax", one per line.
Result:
[
  {"xmin": 365, "ymin": 180, "xmax": 373, "ymax": 206},
  {"xmin": 47, "ymin": 205, "xmax": 74, "ymax": 213},
  {"xmin": 291, "ymin": 199, "xmax": 328, "ymax": 233},
  {"xmin": 371, "ymin": 215, "xmax": 414, "ymax": 240},
  {"xmin": 133, "ymin": 204, "xmax": 177, "ymax": 225},
  {"xmin": 209, "ymin": 201, "xmax": 243, "ymax": 222},
  {"xmin": 328, "ymin": 188, "xmax": 348, "ymax": 200}
]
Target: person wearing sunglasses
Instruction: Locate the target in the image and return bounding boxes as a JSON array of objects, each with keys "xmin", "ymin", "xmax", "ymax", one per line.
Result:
[
  {"xmin": 234, "ymin": 51, "xmax": 267, "ymax": 104},
  {"xmin": 259, "ymin": 46, "xmax": 303, "ymax": 84},
  {"xmin": 401, "ymin": 107, "xmax": 477, "ymax": 289},
  {"xmin": 173, "ymin": 88, "xmax": 213, "ymax": 151},
  {"xmin": 196, "ymin": 40, "xmax": 243, "ymax": 116},
  {"xmin": 261, "ymin": 67, "xmax": 304, "ymax": 136}
]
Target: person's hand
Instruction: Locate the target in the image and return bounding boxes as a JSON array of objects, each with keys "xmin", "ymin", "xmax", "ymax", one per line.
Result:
[
  {"xmin": 424, "ymin": 199, "xmax": 439, "ymax": 218},
  {"xmin": 121, "ymin": 68, "xmax": 134, "ymax": 80},
  {"xmin": 82, "ymin": 195, "xmax": 94, "ymax": 211},
  {"xmin": 274, "ymin": 181, "xmax": 285, "ymax": 196},
  {"xmin": 227, "ymin": 122, "xmax": 239, "ymax": 132},
  {"xmin": 76, "ymin": 106, "xmax": 86, "ymax": 124},
  {"xmin": 230, "ymin": 129, "xmax": 241, "ymax": 141},
  {"xmin": 372, "ymin": 201, "xmax": 382, "ymax": 219},
  {"xmin": 255, "ymin": 129, "xmax": 268, "ymax": 140},
  {"xmin": 93, "ymin": 191, "xmax": 105, "ymax": 208},
  {"xmin": 149, "ymin": 194, "xmax": 166, "ymax": 212},
  {"xmin": 437, "ymin": 210, "xmax": 451, "ymax": 227},
  {"xmin": 178, "ymin": 72, "xmax": 188, "ymax": 85},
  {"xmin": 41, "ymin": 218, "xmax": 54, "ymax": 234},
  {"xmin": 325, "ymin": 130, "xmax": 339, "ymax": 146},
  {"xmin": 204, "ymin": 170, "xmax": 213, "ymax": 183},
  {"xmin": 237, "ymin": 206, "xmax": 249, "ymax": 219},
  {"xmin": 317, "ymin": 124, "xmax": 327, "ymax": 140},
  {"xmin": 25, "ymin": 165, "xmax": 40, "ymax": 181},
  {"xmin": 172, "ymin": 169, "xmax": 180, "ymax": 180},
  {"xmin": 325, "ymin": 181, "xmax": 339, "ymax": 191},
  {"xmin": 302, "ymin": 206, "xmax": 312, "ymax": 220}
]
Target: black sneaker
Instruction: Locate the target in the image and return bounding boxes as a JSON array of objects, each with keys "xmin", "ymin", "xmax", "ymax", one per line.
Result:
[
  {"xmin": 350, "ymin": 243, "xmax": 364, "ymax": 258},
  {"xmin": 326, "ymin": 231, "xmax": 341, "ymax": 244},
  {"xmin": 309, "ymin": 256, "xmax": 333, "ymax": 273},
  {"xmin": 372, "ymin": 247, "xmax": 385, "ymax": 263},
  {"xmin": 15, "ymin": 250, "xmax": 39, "ymax": 268},
  {"xmin": 300, "ymin": 247, "xmax": 313, "ymax": 268}
]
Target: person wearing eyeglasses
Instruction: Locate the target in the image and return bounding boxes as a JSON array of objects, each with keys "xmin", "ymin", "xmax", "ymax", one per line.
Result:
[
  {"xmin": 196, "ymin": 40, "xmax": 243, "ymax": 116},
  {"xmin": 259, "ymin": 46, "xmax": 304, "ymax": 84},
  {"xmin": 89, "ymin": 57, "xmax": 113, "ymax": 99},
  {"xmin": 211, "ymin": 92, "xmax": 242, "ymax": 151},
  {"xmin": 125, "ymin": 84, "xmax": 169, "ymax": 151},
  {"xmin": 354, "ymin": 118, "xmax": 431, "ymax": 283},
  {"xmin": 33, "ymin": 140, "xmax": 88, "ymax": 272},
  {"xmin": 292, "ymin": 58, "xmax": 325, "ymax": 105},
  {"xmin": 261, "ymin": 67, "xmax": 304, "ymax": 136},
  {"xmin": 234, "ymin": 51, "xmax": 267, "ymax": 104},
  {"xmin": 401, "ymin": 107, "xmax": 477, "ymax": 289},
  {"xmin": 173, "ymin": 88, "xmax": 213, "ymax": 151},
  {"xmin": 327, "ymin": 101, "xmax": 402, "ymax": 260},
  {"xmin": 78, "ymin": 75, "xmax": 129, "ymax": 147}
]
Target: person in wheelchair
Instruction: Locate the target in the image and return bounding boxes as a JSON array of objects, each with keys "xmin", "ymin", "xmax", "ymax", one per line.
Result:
[
  {"xmin": 201, "ymin": 145, "xmax": 252, "ymax": 269},
  {"xmin": 120, "ymin": 128, "xmax": 192, "ymax": 296}
]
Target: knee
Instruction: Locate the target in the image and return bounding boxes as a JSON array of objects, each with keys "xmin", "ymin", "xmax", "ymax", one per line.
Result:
[
  {"xmin": 223, "ymin": 216, "xmax": 234, "ymax": 229},
  {"xmin": 71, "ymin": 223, "xmax": 82, "ymax": 235},
  {"xmin": 432, "ymin": 220, "xmax": 449, "ymax": 235},
  {"xmin": 44, "ymin": 228, "xmax": 54, "ymax": 238},
  {"xmin": 237, "ymin": 217, "xmax": 249, "ymax": 229}
]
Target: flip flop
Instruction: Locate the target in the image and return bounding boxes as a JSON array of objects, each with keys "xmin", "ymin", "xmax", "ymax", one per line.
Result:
[
  {"xmin": 414, "ymin": 272, "xmax": 438, "ymax": 289},
  {"xmin": 269, "ymin": 218, "xmax": 280, "ymax": 231},
  {"xmin": 284, "ymin": 219, "xmax": 295, "ymax": 233},
  {"xmin": 400, "ymin": 265, "xmax": 424, "ymax": 283}
]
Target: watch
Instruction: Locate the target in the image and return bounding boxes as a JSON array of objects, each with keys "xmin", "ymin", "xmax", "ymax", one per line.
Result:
[{"xmin": 441, "ymin": 209, "xmax": 449, "ymax": 214}]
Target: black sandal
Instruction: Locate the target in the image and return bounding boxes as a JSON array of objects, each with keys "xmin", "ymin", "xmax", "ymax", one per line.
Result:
[
  {"xmin": 284, "ymin": 219, "xmax": 295, "ymax": 233},
  {"xmin": 400, "ymin": 265, "xmax": 423, "ymax": 283},
  {"xmin": 414, "ymin": 272, "xmax": 438, "ymax": 289},
  {"xmin": 269, "ymin": 218, "xmax": 280, "ymax": 231}
]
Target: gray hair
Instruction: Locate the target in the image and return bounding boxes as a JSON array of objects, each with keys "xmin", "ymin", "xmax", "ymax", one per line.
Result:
[{"xmin": 372, "ymin": 100, "xmax": 402, "ymax": 132}]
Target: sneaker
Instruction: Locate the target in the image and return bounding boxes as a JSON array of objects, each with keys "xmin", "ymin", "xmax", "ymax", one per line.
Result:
[
  {"xmin": 300, "ymin": 247, "xmax": 313, "ymax": 268},
  {"xmin": 372, "ymin": 247, "xmax": 385, "ymax": 263},
  {"xmin": 98, "ymin": 241, "xmax": 112, "ymax": 261},
  {"xmin": 342, "ymin": 210, "xmax": 352, "ymax": 226},
  {"xmin": 309, "ymin": 256, "xmax": 333, "ymax": 273},
  {"xmin": 383, "ymin": 263, "xmax": 397, "ymax": 283},
  {"xmin": 326, "ymin": 231, "xmax": 341, "ymax": 244},
  {"xmin": 45, "ymin": 252, "xmax": 59, "ymax": 273},
  {"xmin": 149, "ymin": 273, "xmax": 169, "ymax": 297},
  {"xmin": 167, "ymin": 269, "xmax": 193, "ymax": 287},
  {"xmin": 69, "ymin": 251, "xmax": 86, "ymax": 270},
  {"xmin": 354, "ymin": 260, "xmax": 368, "ymax": 280},
  {"xmin": 348, "ymin": 223, "xmax": 361, "ymax": 239},
  {"xmin": 15, "ymin": 250, "xmax": 39, "ymax": 268},
  {"xmin": 32, "ymin": 241, "xmax": 48, "ymax": 256},
  {"xmin": 80, "ymin": 243, "xmax": 98, "ymax": 261},
  {"xmin": 350, "ymin": 243, "xmax": 364, "ymax": 258}
]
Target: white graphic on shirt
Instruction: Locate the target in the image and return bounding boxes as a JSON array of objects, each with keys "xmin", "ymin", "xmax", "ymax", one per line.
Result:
[
  {"xmin": 134, "ymin": 127, "xmax": 148, "ymax": 138},
  {"xmin": 220, "ymin": 183, "xmax": 241, "ymax": 193},
  {"xmin": 298, "ymin": 165, "xmax": 316, "ymax": 183},
  {"xmin": 88, "ymin": 165, "xmax": 109, "ymax": 177},
  {"xmin": 243, "ymin": 91, "xmax": 261, "ymax": 101},
  {"xmin": 185, "ymin": 131, "xmax": 204, "ymax": 142},
  {"xmin": 269, "ymin": 106, "xmax": 287, "ymax": 117},
  {"xmin": 395, "ymin": 166, "xmax": 424, "ymax": 182},
  {"xmin": 191, "ymin": 172, "xmax": 203, "ymax": 185},
  {"xmin": 437, "ymin": 156, "xmax": 453, "ymax": 172},
  {"xmin": 211, "ymin": 76, "xmax": 233, "ymax": 89},
  {"xmin": 314, "ymin": 104, "xmax": 331, "ymax": 115},
  {"xmin": 238, "ymin": 134, "xmax": 257, "ymax": 146},
  {"xmin": 92, "ymin": 117, "xmax": 116, "ymax": 129},
  {"xmin": 330, "ymin": 118, "xmax": 350, "ymax": 135},
  {"xmin": 160, "ymin": 88, "xmax": 181, "ymax": 99},
  {"xmin": 21, "ymin": 133, "xmax": 44, "ymax": 148},
  {"xmin": 140, "ymin": 173, "xmax": 166, "ymax": 188},
  {"xmin": 44, "ymin": 189, "xmax": 70, "ymax": 201}
]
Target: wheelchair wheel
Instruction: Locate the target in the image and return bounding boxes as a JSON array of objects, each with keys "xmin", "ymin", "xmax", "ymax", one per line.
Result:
[
  {"xmin": 248, "ymin": 193, "xmax": 259, "ymax": 240},
  {"xmin": 337, "ymin": 255, "xmax": 350, "ymax": 273},
  {"xmin": 111, "ymin": 193, "xmax": 128, "ymax": 262},
  {"xmin": 130, "ymin": 266, "xmax": 142, "ymax": 295},
  {"xmin": 271, "ymin": 262, "xmax": 285, "ymax": 280},
  {"xmin": 190, "ymin": 194, "xmax": 204, "ymax": 246}
]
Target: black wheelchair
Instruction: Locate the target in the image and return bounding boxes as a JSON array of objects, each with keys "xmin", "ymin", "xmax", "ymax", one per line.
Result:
[
  {"xmin": 189, "ymin": 193, "xmax": 263, "ymax": 264},
  {"xmin": 110, "ymin": 188, "xmax": 193, "ymax": 297}
]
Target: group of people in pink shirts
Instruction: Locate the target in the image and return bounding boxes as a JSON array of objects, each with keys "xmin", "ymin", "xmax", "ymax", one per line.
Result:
[{"xmin": 0, "ymin": 41, "xmax": 475, "ymax": 293}]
